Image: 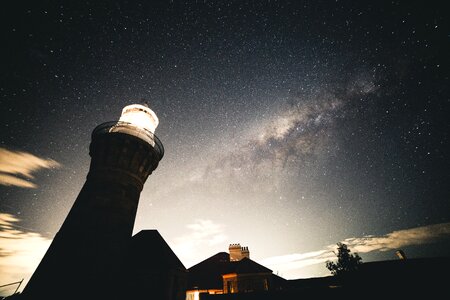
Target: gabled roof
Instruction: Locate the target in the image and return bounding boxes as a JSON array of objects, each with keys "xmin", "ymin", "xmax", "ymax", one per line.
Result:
[
  {"xmin": 188, "ymin": 252, "xmax": 231, "ymax": 289},
  {"xmin": 187, "ymin": 252, "xmax": 273, "ymax": 289},
  {"xmin": 223, "ymin": 257, "xmax": 272, "ymax": 275},
  {"xmin": 130, "ymin": 230, "xmax": 186, "ymax": 271}
]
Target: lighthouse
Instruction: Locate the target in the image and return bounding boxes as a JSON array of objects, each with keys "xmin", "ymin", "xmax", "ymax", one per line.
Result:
[{"xmin": 23, "ymin": 104, "xmax": 164, "ymax": 299}]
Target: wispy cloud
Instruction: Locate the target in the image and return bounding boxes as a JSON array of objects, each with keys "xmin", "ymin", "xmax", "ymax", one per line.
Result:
[
  {"xmin": 341, "ymin": 222, "xmax": 450, "ymax": 253},
  {"xmin": 172, "ymin": 219, "xmax": 227, "ymax": 267},
  {"xmin": 0, "ymin": 147, "xmax": 60, "ymax": 188},
  {"xmin": 261, "ymin": 222, "xmax": 450, "ymax": 279},
  {"xmin": 0, "ymin": 213, "xmax": 51, "ymax": 293},
  {"xmin": 261, "ymin": 249, "xmax": 335, "ymax": 272}
]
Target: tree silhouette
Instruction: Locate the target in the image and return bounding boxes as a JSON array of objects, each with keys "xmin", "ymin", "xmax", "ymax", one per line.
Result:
[{"xmin": 326, "ymin": 242, "xmax": 362, "ymax": 276}]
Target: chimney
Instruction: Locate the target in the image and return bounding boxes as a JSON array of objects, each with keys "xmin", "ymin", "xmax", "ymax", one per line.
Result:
[
  {"xmin": 229, "ymin": 244, "xmax": 242, "ymax": 261},
  {"xmin": 241, "ymin": 246, "xmax": 250, "ymax": 260},
  {"xmin": 229, "ymin": 244, "xmax": 250, "ymax": 261}
]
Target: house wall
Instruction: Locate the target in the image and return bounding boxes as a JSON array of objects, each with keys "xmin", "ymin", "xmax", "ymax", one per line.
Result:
[{"xmin": 223, "ymin": 273, "xmax": 271, "ymax": 294}]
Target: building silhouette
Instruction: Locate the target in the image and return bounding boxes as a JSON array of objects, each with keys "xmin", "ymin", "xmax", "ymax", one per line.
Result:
[
  {"xmin": 186, "ymin": 244, "xmax": 450, "ymax": 300},
  {"xmin": 23, "ymin": 104, "xmax": 185, "ymax": 300},
  {"xmin": 124, "ymin": 230, "xmax": 186, "ymax": 300},
  {"xmin": 186, "ymin": 244, "xmax": 285, "ymax": 300}
]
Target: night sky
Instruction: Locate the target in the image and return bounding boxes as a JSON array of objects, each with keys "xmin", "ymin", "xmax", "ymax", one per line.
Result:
[{"xmin": 1, "ymin": 0, "xmax": 449, "ymax": 287}]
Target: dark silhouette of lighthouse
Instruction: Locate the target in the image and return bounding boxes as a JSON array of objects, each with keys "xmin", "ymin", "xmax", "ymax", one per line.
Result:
[{"xmin": 23, "ymin": 104, "xmax": 164, "ymax": 299}]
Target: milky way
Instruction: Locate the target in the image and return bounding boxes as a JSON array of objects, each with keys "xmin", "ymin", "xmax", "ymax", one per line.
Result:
[{"xmin": 0, "ymin": 1, "xmax": 449, "ymax": 284}]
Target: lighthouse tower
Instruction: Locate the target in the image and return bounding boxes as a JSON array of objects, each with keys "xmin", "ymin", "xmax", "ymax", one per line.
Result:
[{"xmin": 24, "ymin": 104, "xmax": 164, "ymax": 299}]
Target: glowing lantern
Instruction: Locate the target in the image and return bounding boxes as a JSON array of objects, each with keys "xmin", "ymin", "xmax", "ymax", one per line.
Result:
[
  {"xmin": 118, "ymin": 104, "xmax": 159, "ymax": 133},
  {"xmin": 110, "ymin": 104, "xmax": 159, "ymax": 146}
]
